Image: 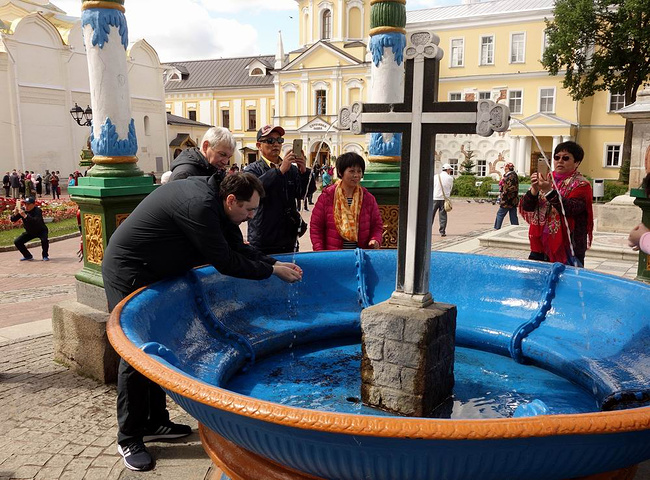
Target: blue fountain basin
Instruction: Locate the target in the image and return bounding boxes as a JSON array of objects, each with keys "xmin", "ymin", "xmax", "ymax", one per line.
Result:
[{"xmin": 109, "ymin": 250, "xmax": 650, "ymax": 480}]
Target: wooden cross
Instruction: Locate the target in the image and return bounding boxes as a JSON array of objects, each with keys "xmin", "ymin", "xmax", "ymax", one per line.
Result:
[{"xmin": 339, "ymin": 30, "xmax": 509, "ymax": 307}]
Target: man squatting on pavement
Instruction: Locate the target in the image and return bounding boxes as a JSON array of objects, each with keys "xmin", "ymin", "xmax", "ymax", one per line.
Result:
[
  {"xmin": 11, "ymin": 196, "xmax": 49, "ymax": 261},
  {"xmin": 102, "ymin": 172, "xmax": 303, "ymax": 472}
]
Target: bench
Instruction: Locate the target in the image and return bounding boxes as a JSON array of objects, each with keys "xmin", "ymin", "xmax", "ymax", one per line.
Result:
[{"xmin": 488, "ymin": 183, "xmax": 530, "ymax": 196}]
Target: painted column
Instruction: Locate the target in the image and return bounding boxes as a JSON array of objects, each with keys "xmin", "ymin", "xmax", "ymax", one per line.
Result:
[
  {"xmin": 69, "ymin": 0, "xmax": 156, "ymax": 287},
  {"xmin": 509, "ymin": 135, "xmax": 519, "ymax": 172},
  {"xmin": 516, "ymin": 136, "xmax": 527, "ymax": 175},
  {"xmin": 362, "ymin": 0, "xmax": 407, "ymax": 247}
]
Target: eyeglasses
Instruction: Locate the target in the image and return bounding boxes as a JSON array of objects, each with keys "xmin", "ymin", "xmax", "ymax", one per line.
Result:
[
  {"xmin": 259, "ymin": 137, "xmax": 285, "ymax": 145},
  {"xmin": 553, "ymin": 154, "xmax": 572, "ymax": 162}
]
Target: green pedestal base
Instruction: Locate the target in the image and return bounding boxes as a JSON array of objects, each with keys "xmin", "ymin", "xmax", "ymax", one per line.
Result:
[
  {"xmin": 631, "ymin": 188, "xmax": 650, "ymax": 283},
  {"xmin": 70, "ymin": 176, "xmax": 157, "ymax": 287}
]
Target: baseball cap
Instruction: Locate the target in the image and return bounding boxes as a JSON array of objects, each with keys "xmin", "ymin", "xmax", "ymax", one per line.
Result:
[
  {"xmin": 442, "ymin": 163, "xmax": 452, "ymax": 170},
  {"xmin": 24, "ymin": 197, "xmax": 36, "ymax": 204},
  {"xmin": 257, "ymin": 125, "xmax": 285, "ymax": 141}
]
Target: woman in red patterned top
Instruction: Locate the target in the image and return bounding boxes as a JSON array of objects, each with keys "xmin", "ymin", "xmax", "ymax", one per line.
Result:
[{"xmin": 520, "ymin": 141, "xmax": 593, "ymax": 267}]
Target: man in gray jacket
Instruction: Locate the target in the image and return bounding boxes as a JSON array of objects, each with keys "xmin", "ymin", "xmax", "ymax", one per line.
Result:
[{"xmin": 168, "ymin": 127, "xmax": 235, "ymax": 181}]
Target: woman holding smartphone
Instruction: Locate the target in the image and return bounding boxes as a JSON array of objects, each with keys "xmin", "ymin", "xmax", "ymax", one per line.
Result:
[{"xmin": 519, "ymin": 141, "xmax": 593, "ymax": 267}]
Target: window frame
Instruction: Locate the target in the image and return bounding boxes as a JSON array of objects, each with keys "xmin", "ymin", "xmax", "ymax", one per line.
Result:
[
  {"xmin": 449, "ymin": 92, "xmax": 462, "ymax": 102},
  {"xmin": 508, "ymin": 89, "xmax": 523, "ymax": 115},
  {"xmin": 247, "ymin": 109, "xmax": 257, "ymax": 131},
  {"xmin": 221, "ymin": 110, "xmax": 230, "ymax": 129},
  {"xmin": 188, "ymin": 110, "xmax": 197, "ymax": 122},
  {"xmin": 449, "ymin": 158, "xmax": 459, "ymax": 176},
  {"xmin": 449, "ymin": 37, "xmax": 465, "ymax": 68},
  {"xmin": 608, "ymin": 92, "xmax": 627, "ymax": 112},
  {"xmin": 603, "ymin": 143, "xmax": 622, "ymax": 168},
  {"xmin": 479, "ymin": 34, "xmax": 495, "ymax": 66},
  {"xmin": 539, "ymin": 87, "xmax": 556, "ymax": 114},
  {"xmin": 477, "ymin": 159, "xmax": 487, "ymax": 177},
  {"xmin": 478, "ymin": 91, "xmax": 491, "ymax": 100},
  {"xmin": 321, "ymin": 9, "xmax": 332, "ymax": 40},
  {"xmin": 509, "ymin": 32, "xmax": 526, "ymax": 64},
  {"xmin": 315, "ymin": 89, "xmax": 327, "ymax": 115}
]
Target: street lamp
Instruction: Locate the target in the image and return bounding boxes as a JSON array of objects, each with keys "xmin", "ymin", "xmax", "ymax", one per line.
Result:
[{"xmin": 70, "ymin": 103, "xmax": 93, "ymax": 127}]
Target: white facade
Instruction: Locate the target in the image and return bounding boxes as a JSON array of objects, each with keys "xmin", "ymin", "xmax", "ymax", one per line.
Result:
[{"xmin": 0, "ymin": 4, "xmax": 168, "ymax": 176}]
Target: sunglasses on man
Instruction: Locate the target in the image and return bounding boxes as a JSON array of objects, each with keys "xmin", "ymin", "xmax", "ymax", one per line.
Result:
[
  {"xmin": 259, "ymin": 137, "xmax": 285, "ymax": 145},
  {"xmin": 553, "ymin": 154, "xmax": 572, "ymax": 162}
]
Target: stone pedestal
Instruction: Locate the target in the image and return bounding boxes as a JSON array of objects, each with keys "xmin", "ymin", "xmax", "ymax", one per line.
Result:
[
  {"xmin": 52, "ymin": 281, "xmax": 118, "ymax": 383},
  {"xmin": 360, "ymin": 301, "xmax": 456, "ymax": 417},
  {"xmin": 595, "ymin": 195, "xmax": 642, "ymax": 233}
]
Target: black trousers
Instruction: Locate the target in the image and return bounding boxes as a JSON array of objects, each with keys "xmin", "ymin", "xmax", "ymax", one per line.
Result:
[
  {"xmin": 105, "ymin": 281, "xmax": 170, "ymax": 445},
  {"xmin": 14, "ymin": 230, "xmax": 49, "ymax": 259}
]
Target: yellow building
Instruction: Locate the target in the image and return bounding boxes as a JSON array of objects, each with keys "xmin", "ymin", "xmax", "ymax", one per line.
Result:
[{"xmin": 165, "ymin": 0, "xmax": 624, "ymax": 179}]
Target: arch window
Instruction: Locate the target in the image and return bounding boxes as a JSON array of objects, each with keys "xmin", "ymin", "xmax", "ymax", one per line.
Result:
[
  {"xmin": 321, "ymin": 10, "xmax": 332, "ymax": 40},
  {"xmin": 316, "ymin": 90, "xmax": 327, "ymax": 116},
  {"xmin": 144, "ymin": 115, "xmax": 150, "ymax": 136}
]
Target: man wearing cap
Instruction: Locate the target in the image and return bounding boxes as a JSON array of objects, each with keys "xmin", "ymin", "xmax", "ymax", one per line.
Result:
[
  {"xmin": 10, "ymin": 197, "xmax": 49, "ymax": 261},
  {"xmin": 168, "ymin": 127, "xmax": 235, "ymax": 182},
  {"xmin": 494, "ymin": 162, "xmax": 520, "ymax": 229},
  {"xmin": 432, "ymin": 163, "xmax": 455, "ymax": 237},
  {"xmin": 244, "ymin": 125, "xmax": 310, "ymax": 254}
]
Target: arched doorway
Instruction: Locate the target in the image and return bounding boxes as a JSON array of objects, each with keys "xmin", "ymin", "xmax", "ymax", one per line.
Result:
[{"xmin": 310, "ymin": 141, "xmax": 330, "ymax": 168}]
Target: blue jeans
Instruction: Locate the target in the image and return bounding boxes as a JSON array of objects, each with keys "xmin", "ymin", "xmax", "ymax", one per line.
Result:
[{"xmin": 494, "ymin": 207, "xmax": 519, "ymax": 229}]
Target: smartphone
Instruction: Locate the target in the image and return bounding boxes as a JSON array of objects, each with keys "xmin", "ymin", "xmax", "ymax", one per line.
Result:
[
  {"xmin": 537, "ymin": 158, "xmax": 549, "ymax": 176},
  {"xmin": 292, "ymin": 139, "xmax": 303, "ymax": 160}
]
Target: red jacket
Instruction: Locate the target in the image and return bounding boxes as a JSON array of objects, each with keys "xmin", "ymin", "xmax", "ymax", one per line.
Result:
[{"xmin": 310, "ymin": 185, "xmax": 384, "ymax": 250}]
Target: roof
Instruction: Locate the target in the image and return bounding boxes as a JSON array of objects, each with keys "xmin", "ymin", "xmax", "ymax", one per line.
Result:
[
  {"xmin": 169, "ymin": 133, "xmax": 193, "ymax": 147},
  {"xmin": 166, "ymin": 112, "xmax": 212, "ymax": 127},
  {"xmin": 407, "ymin": 0, "xmax": 554, "ymax": 24},
  {"xmin": 164, "ymin": 55, "xmax": 278, "ymax": 92}
]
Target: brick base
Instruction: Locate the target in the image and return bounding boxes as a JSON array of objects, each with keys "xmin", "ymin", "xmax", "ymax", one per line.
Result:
[{"xmin": 360, "ymin": 301, "xmax": 456, "ymax": 417}]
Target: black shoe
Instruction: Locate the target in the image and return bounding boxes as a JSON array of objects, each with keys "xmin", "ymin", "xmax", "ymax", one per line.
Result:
[
  {"xmin": 440, "ymin": 233, "xmax": 447, "ymax": 237},
  {"xmin": 143, "ymin": 421, "xmax": 192, "ymax": 442},
  {"xmin": 117, "ymin": 440, "xmax": 154, "ymax": 471}
]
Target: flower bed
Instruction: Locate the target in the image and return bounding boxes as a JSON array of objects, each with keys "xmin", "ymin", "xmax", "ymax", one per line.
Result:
[{"xmin": 0, "ymin": 198, "xmax": 78, "ymax": 231}]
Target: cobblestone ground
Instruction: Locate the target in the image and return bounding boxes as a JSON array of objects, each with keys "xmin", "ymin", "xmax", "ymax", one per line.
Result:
[{"xmin": 0, "ymin": 335, "xmax": 205, "ymax": 480}]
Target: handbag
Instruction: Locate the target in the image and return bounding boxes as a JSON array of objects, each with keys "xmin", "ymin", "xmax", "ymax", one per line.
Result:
[{"xmin": 439, "ymin": 174, "xmax": 453, "ymax": 212}]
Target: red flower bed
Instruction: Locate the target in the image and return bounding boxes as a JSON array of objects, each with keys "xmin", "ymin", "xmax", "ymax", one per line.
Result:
[{"xmin": 0, "ymin": 198, "xmax": 78, "ymax": 231}]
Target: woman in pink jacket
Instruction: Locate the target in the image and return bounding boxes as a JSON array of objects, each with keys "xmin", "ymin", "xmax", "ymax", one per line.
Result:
[{"xmin": 310, "ymin": 152, "xmax": 383, "ymax": 251}]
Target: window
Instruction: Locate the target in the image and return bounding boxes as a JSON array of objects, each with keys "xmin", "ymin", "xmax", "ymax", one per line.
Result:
[
  {"xmin": 247, "ymin": 152, "xmax": 258, "ymax": 164},
  {"xmin": 248, "ymin": 109, "xmax": 256, "ymax": 131},
  {"xmin": 449, "ymin": 159, "xmax": 459, "ymax": 176},
  {"xmin": 541, "ymin": 31, "xmax": 549, "ymax": 56},
  {"xmin": 605, "ymin": 144, "xmax": 622, "ymax": 167},
  {"xmin": 250, "ymin": 67, "xmax": 264, "ymax": 76},
  {"xmin": 450, "ymin": 38, "xmax": 464, "ymax": 67},
  {"xmin": 449, "ymin": 92, "xmax": 462, "ymax": 102},
  {"xmin": 609, "ymin": 92, "xmax": 627, "ymax": 112},
  {"xmin": 316, "ymin": 90, "xmax": 327, "ymax": 115},
  {"xmin": 479, "ymin": 91, "xmax": 491, "ymax": 100},
  {"xmin": 480, "ymin": 35, "xmax": 494, "ymax": 65},
  {"xmin": 539, "ymin": 88, "xmax": 555, "ymax": 113},
  {"xmin": 188, "ymin": 110, "xmax": 197, "ymax": 121},
  {"xmin": 510, "ymin": 33, "xmax": 525, "ymax": 63},
  {"xmin": 477, "ymin": 159, "xmax": 487, "ymax": 177},
  {"xmin": 321, "ymin": 9, "xmax": 332, "ymax": 40},
  {"xmin": 144, "ymin": 115, "xmax": 150, "ymax": 136},
  {"xmin": 222, "ymin": 110, "xmax": 230, "ymax": 129},
  {"xmin": 508, "ymin": 90, "xmax": 523, "ymax": 114}
]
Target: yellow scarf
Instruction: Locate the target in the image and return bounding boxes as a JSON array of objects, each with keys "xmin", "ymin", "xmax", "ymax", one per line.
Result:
[{"xmin": 334, "ymin": 184, "xmax": 363, "ymax": 242}]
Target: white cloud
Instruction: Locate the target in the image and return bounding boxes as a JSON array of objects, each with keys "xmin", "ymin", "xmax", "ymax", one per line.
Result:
[{"xmin": 53, "ymin": 0, "xmax": 263, "ymax": 62}]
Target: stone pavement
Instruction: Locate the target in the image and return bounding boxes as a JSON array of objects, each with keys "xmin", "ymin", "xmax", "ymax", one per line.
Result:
[{"xmin": 1, "ymin": 196, "xmax": 649, "ymax": 479}]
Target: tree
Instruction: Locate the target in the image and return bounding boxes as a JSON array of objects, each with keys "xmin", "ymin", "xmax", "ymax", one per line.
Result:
[
  {"xmin": 460, "ymin": 143, "xmax": 476, "ymax": 176},
  {"xmin": 541, "ymin": 0, "xmax": 650, "ymax": 184}
]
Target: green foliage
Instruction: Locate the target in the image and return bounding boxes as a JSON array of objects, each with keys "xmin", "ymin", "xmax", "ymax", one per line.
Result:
[
  {"xmin": 451, "ymin": 175, "xmax": 479, "ymax": 197},
  {"xmin": 542, "ymin": 0, "xmax": 650, "ymax": 104},
  {"xmin": 603, "ymin": 180, "xmax": 628, "ymax": 202},
  {"xmin": 460, "ymin": 145, "xmax": 476, "ymax": 175},
  {"xmin": 476, "ymin": 177, "xmax": 494, "ymax": 197},
  {"xmin": 618, "ymin": 156, "xmax": 631, "ymax": 184}
]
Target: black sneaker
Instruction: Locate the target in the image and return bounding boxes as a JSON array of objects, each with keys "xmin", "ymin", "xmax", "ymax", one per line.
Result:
[
  {"xmin": 143, "ymin": 421, "xmax": 192, "ymax": 442},
  {"xmin": 117, "ymin": 440, "xmax": 154, "ymax": 471}
]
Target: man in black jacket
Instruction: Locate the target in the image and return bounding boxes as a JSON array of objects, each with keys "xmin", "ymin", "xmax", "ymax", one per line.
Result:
[
  {"xmin": 102, "ymin": 172, "xmax": 302, "ymax": 472},
  {"xmin": 10, "ymin": 197, "xmax": 49, "ymax": 261},
  {"xmin": 244, "ymin": 125, "xmax": 310, "ymax": 254},
  {"xmin": 168, "ymin": 126, "xmax": 235, "ymax": 181}
]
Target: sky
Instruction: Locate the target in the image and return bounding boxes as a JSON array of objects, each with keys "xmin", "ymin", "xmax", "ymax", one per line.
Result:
[{"xmin": 53, "ymin": 0, "xmax": 459, "ymax": 63}]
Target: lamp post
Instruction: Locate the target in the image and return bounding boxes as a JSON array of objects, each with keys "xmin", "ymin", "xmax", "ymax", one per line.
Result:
[{"xmin": 70, "ymin": 103, "xmax": 93, "ymax": 127}]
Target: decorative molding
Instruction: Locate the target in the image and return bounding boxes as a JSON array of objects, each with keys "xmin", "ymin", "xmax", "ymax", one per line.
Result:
[
  {"xmin": 83, "ymin": 214, "xmax": 104, "ymax": 265},
  {"xmin": 81, "ymin": 8, "xmax": 129, "ymax": 50},
  {"xmin": 379, "ymin": 205, "xmax": 398, "ymax": 248},
  {"xmin": 115, "ymin": 213, "xmax": 129, "ymax": 227},
  {"xmin": 91, "ymin": 118, "xmax": 138, "ymax": 157}
]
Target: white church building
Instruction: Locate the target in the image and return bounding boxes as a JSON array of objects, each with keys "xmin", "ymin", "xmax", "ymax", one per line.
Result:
[{"xmin": 0, "ymin": 0, "xmax": 169, "ymax": 176}]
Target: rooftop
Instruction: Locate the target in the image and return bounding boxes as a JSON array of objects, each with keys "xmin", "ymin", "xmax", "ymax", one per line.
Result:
[{"xmin": 407, "ymin": 0, "xmax": 554, "ymax": 24}]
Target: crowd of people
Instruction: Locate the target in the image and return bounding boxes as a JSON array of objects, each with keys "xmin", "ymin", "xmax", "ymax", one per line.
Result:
[{"xmin": 2, "ymin": 169, "xmax": 82, "ymax": 200}]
